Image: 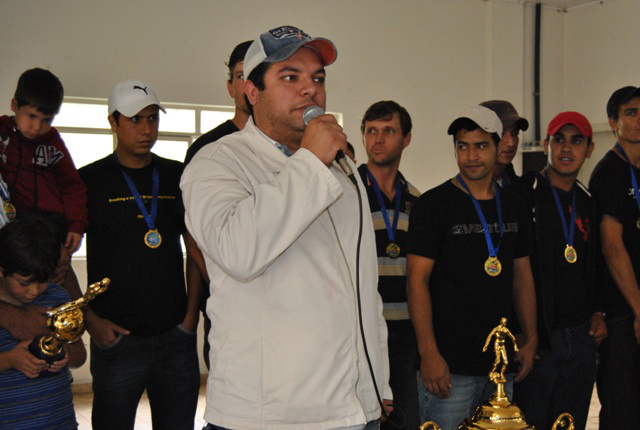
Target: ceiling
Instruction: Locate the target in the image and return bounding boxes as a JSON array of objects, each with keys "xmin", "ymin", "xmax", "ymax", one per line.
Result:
[{"xmin": 502, "ymin": 0, "xmax": 607, "ymax": 12}]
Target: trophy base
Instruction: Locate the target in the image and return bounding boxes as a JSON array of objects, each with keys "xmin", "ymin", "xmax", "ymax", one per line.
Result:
[
  {"xmin": 458, "ymin": 391, "xmax": 534, "ymax": 430},
  {"xmin": 28, "ymin": 336, "xmax": 65, "ymax": 378}
]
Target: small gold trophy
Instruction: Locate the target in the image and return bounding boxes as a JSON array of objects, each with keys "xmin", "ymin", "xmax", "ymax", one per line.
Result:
[
  {"xmin": 420, "ymin": 318, "xmax": 575, "ymax": 430},
  {"xmin": 28, "ymin": 278, "xmax": 110, "ymax": 373}
]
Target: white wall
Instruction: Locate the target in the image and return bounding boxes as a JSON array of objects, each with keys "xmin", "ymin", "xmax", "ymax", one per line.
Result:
[
  {"xmin": 1, "ymin": 0, "xmax": 637, "ymax": 383},
  {"xmin": 563, "ymin": 0, "xmax": 640, "ymax": 184},
  {"xmin": 0, "ymin": 0, "xmax": 535, "ymax": 192}
]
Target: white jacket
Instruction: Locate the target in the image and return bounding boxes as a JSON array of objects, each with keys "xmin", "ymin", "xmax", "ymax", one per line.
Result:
[{"xmin": 181, "ymin": 119, "xmax": 391, "ymax": 430}]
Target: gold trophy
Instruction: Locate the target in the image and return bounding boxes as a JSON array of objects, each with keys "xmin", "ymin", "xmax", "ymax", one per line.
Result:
[
  {"xmin": 28, "ymin": 278, "xmax": 110, "ymax": 374},
  {"xmin": 420, "ymin": 318, "xmax": 575, "ymax": 430}
]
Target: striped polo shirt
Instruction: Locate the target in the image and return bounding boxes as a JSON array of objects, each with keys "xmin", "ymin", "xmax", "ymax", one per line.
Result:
[{"xmin": 358, "ymin": 164, "xmax": 420, "ymax": 320}]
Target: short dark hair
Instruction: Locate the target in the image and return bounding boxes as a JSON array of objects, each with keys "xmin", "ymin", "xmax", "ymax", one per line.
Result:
[
  {"xmin": 360, "ymin": 100, "xmax": 412, "ymax": 136},
  {"xmin": 607, "ymin": 86, "xmax": 640, "ymax": 121},
  {"xmin": 226, "ymin": 40, "xmax": 253, "ymax": 82},
  {"xmin": 0, "ymin": 215, "xmax": 61, "ymax": 282},
  {"xmin": 346, "ymin": 142, "xmax": 355, "ymax": 155},
  {"xmin": 450, "ymin": 118, "xmax": 501, "ymax": 147},
  {"xmin": 111, "ymin": 110, "xmax": 121, "ymax": 125},
  {"xmin": 244, "ymin": 62, "xmax": 272, "ymax": 117},
  {"xmin": 14, "ymin": 68, "xmax": 64, "ymax": 116}
]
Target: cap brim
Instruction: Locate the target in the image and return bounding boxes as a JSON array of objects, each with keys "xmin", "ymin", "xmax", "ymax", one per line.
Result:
[
  {"xmin": 503, "ymin": 116, "xmax": 529, "ymax": 132},
  {"xmin": 265, "ymin": 38, "xmax": 337, "ymax": 66},
  {"xmin": 514, "ymin": 117, "xmax": 529, "ymax": 132},
  {"xmin": 115, "ymin": 100, "xmax": 166, "ymax": 117},
  {"xmin": 304, "ymin": 39, "xmax": 337, "ymax": 66},
  {"xmin": 447, "ymin": 118, "xmax": 465, "ymax": 135}
]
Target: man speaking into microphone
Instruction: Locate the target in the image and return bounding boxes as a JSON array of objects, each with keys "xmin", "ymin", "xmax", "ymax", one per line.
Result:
[{"xmin": 181, "ymin": 25, "xmax": 391, "ymax": 430}]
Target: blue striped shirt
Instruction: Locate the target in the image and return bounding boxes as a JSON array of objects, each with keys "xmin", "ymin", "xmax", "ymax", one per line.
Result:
[{"xmin": 0, "ymin": 284, "xmax": 77, "ymax": 430}]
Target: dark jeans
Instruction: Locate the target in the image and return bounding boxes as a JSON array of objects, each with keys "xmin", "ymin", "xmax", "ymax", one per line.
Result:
[
  {"xmin": 418, "ymin": 373, "xmax": 513, "ymax": 430},
  {"xmin": 90, "ymin": 325, "xmax": 200, "ymax": 430},
  {"xmin": 514, "ymin": 321, "xmax": 597, "ymax": 430},
  {"xmin": 597, "ymin": 314, "xmax": 640, "ymax": 430},
  {"xmin": 384, "ymin": 320, "xmax": 420, "ymax": 430}
]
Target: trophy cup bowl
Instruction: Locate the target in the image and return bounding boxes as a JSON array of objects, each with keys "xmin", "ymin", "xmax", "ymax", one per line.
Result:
[
  {"xmin": 420, "ymin": 318, "xmax": 575, "ymax": 430},
  {"xmin": 28, "ymin": 278, "xmax": 110, "ymax": 375}
]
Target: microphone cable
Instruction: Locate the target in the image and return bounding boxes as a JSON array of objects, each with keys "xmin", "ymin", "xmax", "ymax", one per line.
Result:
[
  {"xmin": 302, "ymin": 105, "xmax": 387, "ymax": 421},
  {"xmin": 351, "ymin": 171, "xmax": 388, "ymax": 422}
]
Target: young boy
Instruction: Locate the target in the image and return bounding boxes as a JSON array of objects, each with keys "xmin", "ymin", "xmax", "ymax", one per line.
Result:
[
  {"xmin": 0, "ymin": 215, "xmax": 86, "ymax": 430},
  {"xmin": 0, "ymin": 67, "xmax": 87, "ymax": 253}
]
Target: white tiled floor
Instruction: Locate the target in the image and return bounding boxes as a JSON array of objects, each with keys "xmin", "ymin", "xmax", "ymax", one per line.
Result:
[{"xmin": 73, "ymin": 380, "xmax": 601, "ymax": 430}]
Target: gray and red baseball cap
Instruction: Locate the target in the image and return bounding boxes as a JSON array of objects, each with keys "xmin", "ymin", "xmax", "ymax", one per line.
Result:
[{"xmin": 243, "ymin": 25, "xmax": 337, "ymax": 81}]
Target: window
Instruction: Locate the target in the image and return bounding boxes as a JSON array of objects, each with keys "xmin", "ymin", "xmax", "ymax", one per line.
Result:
[
  {"xmin": 56, "ymin": 97, "xmax": 343, "ymax": 257},
  {"xmin": 57, "ymin": 97, "xmax": 235, "ymax": 256}
]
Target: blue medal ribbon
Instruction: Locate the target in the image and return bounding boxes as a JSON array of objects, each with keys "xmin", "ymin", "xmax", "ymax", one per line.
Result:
[
  {"xmin": 615, "ymin": 142, "xmax": 640, "ymax": 215},
  {"xmin": 365, "ymin": 166, "xmax": 402, "ymax": 244},
  {"xmin": 0, "ymin": 179, "xmax": 10, "ymax": 202},
  {"xmin": 456, "ymin": 174, "xmax": 504, "ymax": 258},
  {"xmin": 0, "ymin": 176, "xmax": 15, "ymax": 221},
  {"xmin": 545, "ymin": 171, "xmax": 576, "ymax": 251},
  {"xmin": 113, "ymin": 153, "xmax": 159, "ymax": 232}
]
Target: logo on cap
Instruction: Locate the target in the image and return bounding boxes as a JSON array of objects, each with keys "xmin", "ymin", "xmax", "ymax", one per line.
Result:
[
  {"xmin": 269, "ymin": 26, "xmax": 309, "ymax": 41},
  {"xmin": 133, "ymin": 85, "xmax": 148, "ymax": 95}
]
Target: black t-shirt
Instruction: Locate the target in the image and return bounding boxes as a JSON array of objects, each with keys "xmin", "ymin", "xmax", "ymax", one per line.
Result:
[
  {"xmin": 407, "ymin": 180, "xmax": 532, "ymax": 375},
  {"xmin": 79, "ymin": 154, "xmax": 187, "ymax": 335},
  {"xmin": 184, "ymin": 119, "xmax": 239, "ymax": 165},
  {"xmin": 548, "ymin": 186, "xmax": 591, "ymax": 328},
  {"xmin": 589, "ymin": 150, "xmax": 640, "ymax": 318},
  {"xmin": 183, "ymin": 119, "xmax": 241, "ymax": 306}
]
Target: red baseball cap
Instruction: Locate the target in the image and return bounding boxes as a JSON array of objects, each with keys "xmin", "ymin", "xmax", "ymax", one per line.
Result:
[{"xmin": 547, "ymin": 111, "xmax": 592, "ymax": 139}]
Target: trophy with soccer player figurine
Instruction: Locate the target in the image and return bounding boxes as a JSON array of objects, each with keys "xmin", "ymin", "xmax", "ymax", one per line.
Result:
[
  {"xmin": 28, "ymin": 278, "xmax": 110, "ymax": 371},
  {"xmin": 420, "ymin": 318, "xmax": 575, "ymax": 430}
]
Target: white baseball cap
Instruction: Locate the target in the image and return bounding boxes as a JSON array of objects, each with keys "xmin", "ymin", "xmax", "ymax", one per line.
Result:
[
  {"xmin": 447, "ymin": 105, "xmax": 503, "ymax": 136},
  {"xmin": 108, "ymin": 79, "xmax": 166, "ymax": 117}
]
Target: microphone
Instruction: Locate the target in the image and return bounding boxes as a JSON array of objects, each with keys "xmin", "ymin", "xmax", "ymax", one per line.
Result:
[{"xmin": 303, "ymin": 105, "xmax": 354, "ymax": 179}]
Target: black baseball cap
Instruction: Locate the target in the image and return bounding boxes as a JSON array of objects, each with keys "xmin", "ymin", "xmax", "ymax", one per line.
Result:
[{"xmin": 480, "ymin": 100, "xmax": 529, "ymax": 132}]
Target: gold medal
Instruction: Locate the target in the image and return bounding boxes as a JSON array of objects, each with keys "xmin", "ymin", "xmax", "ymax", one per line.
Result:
[
  {"xmin": 564, "ymin": 245, "xmax": 577, "ymax": 263},
  {"xmin": 484, "ymin": 256, "xmax": 502, "ymax": 277},
  {"xmin": 144, "ymin": 229, "xmax": 162, "ymax": 249},
  {"xmin": 637, "ymin": 217, "xmax": 640, "ymax": 230},
  {"xmin": 386, "ymin": 242, "xmax": 401, "ymax": 258},
  {"xmin": 3, "ymin": 201, "xmax": 16, "ymax": 220}
]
